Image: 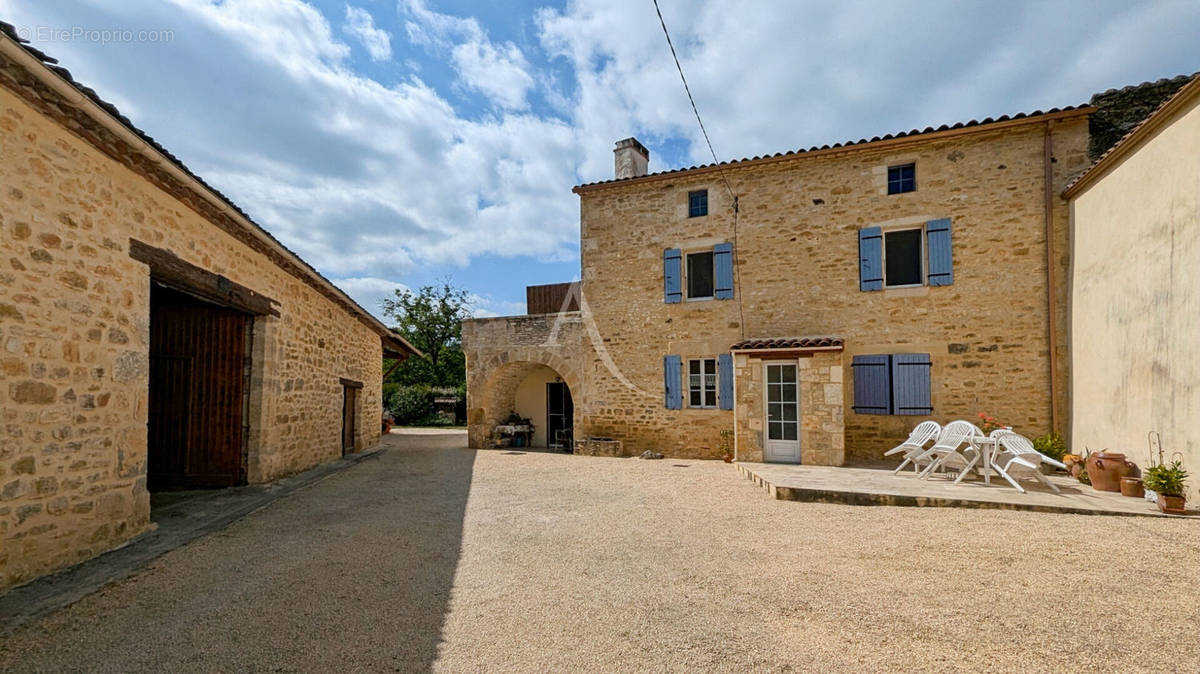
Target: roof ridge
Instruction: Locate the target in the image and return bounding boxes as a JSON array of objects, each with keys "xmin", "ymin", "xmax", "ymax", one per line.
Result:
[{"xmin": 575, "ymin": 105, "xmax": 1090, "ymax": 189}]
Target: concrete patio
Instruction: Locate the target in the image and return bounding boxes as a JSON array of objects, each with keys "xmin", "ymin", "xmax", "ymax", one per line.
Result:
[{"xmin": 738, "ymin": 462, "xmax": 1197, "ymax": 518}]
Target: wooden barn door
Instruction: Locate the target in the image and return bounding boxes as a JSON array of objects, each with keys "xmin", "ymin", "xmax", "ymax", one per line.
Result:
[{"xmin": 148, "ymin": 285, "xmax": 250, "ymax": 489}]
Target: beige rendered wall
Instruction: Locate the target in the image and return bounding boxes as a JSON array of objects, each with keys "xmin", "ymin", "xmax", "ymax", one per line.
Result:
[
  {"xmin": 578, "ymin": 117, "xmax": 1090, "ymax": 461},
  {"xmin": 1070, "ymin": 92, "xmax": 1200, "ymax": 501},
  {"xmin": 0, "ymin": 82, "xmax": 382, "ymax": 591},
  {"xmin": 514, "ymin": 365, "xmax": 557, "ymax": 447}
]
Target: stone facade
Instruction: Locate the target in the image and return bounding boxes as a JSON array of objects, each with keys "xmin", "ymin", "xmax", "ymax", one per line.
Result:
[
  {"xmin": 570, "ymin": 113, "xmax": 1090, "ymax": 462},
  {"xmin": 463, "ymin": 312, "xmax": 583, "ymax": 448},
  {"xmin": 465, "ymin": 110, "xmax": 1092, "ymax": 464},
  {"xmin": 0, "ymin": 48, "xmax": 401, "ymax": 591},
  {"xmin": 733, "ymin": 350, "xmax": 844, "ymax": 465}
]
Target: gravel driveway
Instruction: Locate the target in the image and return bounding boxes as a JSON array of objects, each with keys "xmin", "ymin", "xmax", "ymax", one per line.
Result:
[{"xmin": 2, "ymin": 430, "xmax": 1198, "ymax": 672}]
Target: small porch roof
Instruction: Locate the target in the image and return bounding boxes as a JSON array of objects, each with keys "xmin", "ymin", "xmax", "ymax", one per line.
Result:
[{"xmin": 730, "ymin": 336, "xmax": 844, "ymax": 353}]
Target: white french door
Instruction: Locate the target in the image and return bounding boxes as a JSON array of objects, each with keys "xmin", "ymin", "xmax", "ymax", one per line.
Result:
[{"xmin": 763, "ymin": 361, "xmax": 801, "ymax": 463}]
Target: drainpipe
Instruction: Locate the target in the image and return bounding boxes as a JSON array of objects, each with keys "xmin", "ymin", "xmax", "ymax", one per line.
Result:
[{"xmin": 1043, "ymin": 122, "xmax": 1060, "ymax": 434}]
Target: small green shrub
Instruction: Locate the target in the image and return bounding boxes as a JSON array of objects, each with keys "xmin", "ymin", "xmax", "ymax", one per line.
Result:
[
  {"xmin": 1144, "ymin": 460, "xmax": 1189, "ymax": 497},
  {"xmin": 1032, "ymin": 432, "xmax": 1067, "ymax": 462},
  {"xmin": 386, "ymin": 385, "xmax": 435, "ymax": 425}
]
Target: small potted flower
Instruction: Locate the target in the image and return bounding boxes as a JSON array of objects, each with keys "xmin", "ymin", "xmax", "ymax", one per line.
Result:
[{"xmin": 1143, "ymin": 460, "xmax": 1189, "ymax": 514}]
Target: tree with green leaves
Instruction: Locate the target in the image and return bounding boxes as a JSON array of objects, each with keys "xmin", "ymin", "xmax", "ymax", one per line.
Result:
[{"xmin": 381, "ymin": 280, "xmax": 471, "ymax": 389}]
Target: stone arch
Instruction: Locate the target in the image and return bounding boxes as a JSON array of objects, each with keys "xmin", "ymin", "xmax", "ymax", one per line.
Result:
[{"xmin": 467, "ymin": 347, "xmax": 583, "ymax": 449}]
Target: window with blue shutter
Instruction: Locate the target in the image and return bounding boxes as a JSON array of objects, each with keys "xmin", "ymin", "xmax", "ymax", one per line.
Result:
[
  {"xmin": 858, "ymin": 227, "xmax": 883, "ymax": 291},
  {"xmin": 718, "ymin": 353, "xmax": 734, "ymax": 410},
  {"xmin": 714, "ymin": 243, "xmax": 734, "ymax": 299},
  {"xmin": 664, "ymin": 249, "xmax": 682, "ymax": 303},
  {"xmin": 853, "ymin": 353, "xmax": 933, "ymax": 415},
  {"xmin": 664, "ymin": 355, "xmax": 683, "ymax": 409},
  {"xmin": 891, "ymin": 354, "xmax": 932, "ymax": 415},
  {"xmin": 925, "ymin": 218, "xmax": 953, "ymax": 286},
  {"xmin": 851, "ymin": 355, "xmax": 891, "ymax": 414}
]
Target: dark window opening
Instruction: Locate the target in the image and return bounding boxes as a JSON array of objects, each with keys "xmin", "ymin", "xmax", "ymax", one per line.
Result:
[
  {"xmin": 686, "ymin": 251, "xmax": 715, "ymax": 299},
  {"xmin": 688, "ymin": 190, "xmax": 708, "ymax": 217},
  {"xmin": 887, "ymin": 163, "xmax": 916, "ymax": 194},
  {"xmin": 885, "ymin": 229, "xmax": 923, "ymax": 287}
]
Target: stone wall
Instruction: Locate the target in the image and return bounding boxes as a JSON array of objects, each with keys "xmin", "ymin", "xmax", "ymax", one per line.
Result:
[
  {"xmin": 1088, "ymin": 75, "xmax": 1193, "ymax": 161},
  {"xmin": 463, "ymin": 312, "xmax": 583, "ymax": 449},
  {"xmin": 0, "ymin": 79, "xmax": 382, "ymax": 590},
  {"xmin": 576, "ymin": 114, "xmax": 1091, "ymax": 461},
  {"xmin": 733, "ymin": 350, "xmax": 844, "ymax": 464}
]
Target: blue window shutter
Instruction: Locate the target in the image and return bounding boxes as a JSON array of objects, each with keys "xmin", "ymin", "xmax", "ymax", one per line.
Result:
[
  {"xmin": 851, "ymin": 355, "xmax": 891, "ymax": 414},
  {"xmin": 664, "ymin": 249, "xmax": 682, "ymax": 303},
  {"xmin": 664, "ymin": 355, "xmax": 682, "ymax": 409},
  {"xmin": 926, "ymin": 218, "xmax": 953, "ymax": 286},
  {"xmin": 713, "ymin": 243, "xmax": 734, "ymax": 299},
  {"xmin": 858, "ymin": 227, "xmax": 883, "ymax": 291},
  {"xmin": 891, "ymin": 354, "xmax": 932, "ymax": 415},
  {"xmin": 717, "ymin": 353, "xmax": 734, "ymax": 410}
]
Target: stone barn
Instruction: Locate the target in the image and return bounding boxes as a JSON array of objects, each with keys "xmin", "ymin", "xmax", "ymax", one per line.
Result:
[{"xmin": 0, "ymin": 26, "xmax": 417, "ymax": 591}]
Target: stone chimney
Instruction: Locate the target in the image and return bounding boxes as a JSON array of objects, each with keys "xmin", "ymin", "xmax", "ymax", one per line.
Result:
[{"xmin": 613, "ymin": 137, "xmax": 649, "ymax": 179}]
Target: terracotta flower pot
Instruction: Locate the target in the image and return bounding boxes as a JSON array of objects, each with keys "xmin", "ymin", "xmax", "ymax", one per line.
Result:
[
  {"xmin": 1086, "ymin": 452, "xmax": 1135, "ymax": 492},
  {"xmin": 1120, "ymin": 477, "xmax": 1144, "ymax": 498},
  {"xmin": 722, "ymin": 455, "xmax": 733, "ymax": 463},
  {"xmin": 1157, "ymin": 494, "xmax": 1187, "ymax": 514}
]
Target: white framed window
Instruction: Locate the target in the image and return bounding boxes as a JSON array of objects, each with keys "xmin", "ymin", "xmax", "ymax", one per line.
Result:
[
  {"xmin": 883, "ymin": 227, "xmax": 925, "ymax": 288},
  {"xmin": 688, "ymin": 358, "xmax": 718, "ymax": 408}
]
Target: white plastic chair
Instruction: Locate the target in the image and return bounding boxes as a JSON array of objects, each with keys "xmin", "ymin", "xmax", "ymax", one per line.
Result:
[
  {"xmin": 989, "ymin": 430, "xmax": 1064, "ymax": 494},
  {"xmin": 884, "ymin": 421, "xmax": 942, "ymax": 474},
  {"xmin": 917, "ymin": 420, "xmax": 984, "ymax": 481}
]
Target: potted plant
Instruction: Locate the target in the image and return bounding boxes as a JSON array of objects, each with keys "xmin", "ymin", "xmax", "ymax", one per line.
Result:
[
  {"xmin": 718, "ymin": 429, "xmax": 734, "ymax": 463},
  {"xmin": 1032, "ymin": 432, "xmax": 1067, "ymax": 473},
  {"xmin": 382, "ymin": 411, "xmax": 394, "ymax": 435},
  {"xmin": 1143, "ymin": 460, "xmax": 1189, "ymax": 514}
]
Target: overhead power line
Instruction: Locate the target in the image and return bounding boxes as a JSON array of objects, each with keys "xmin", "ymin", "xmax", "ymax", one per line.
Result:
[
  {"xmin": 651, "ymin": 0, "xmax": 735, "ymax": 202},
  {"xmin": 651, "ymin": 0, "xmax": 744, "ymax": 338}
]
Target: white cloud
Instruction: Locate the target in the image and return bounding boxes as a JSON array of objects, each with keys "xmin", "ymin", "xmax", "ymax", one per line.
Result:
[
  {"xmin": 343, "ymin": 5, "xmax": 392, "ymax": 61},
  {"xmin": 537, "ymin": 0, "xmax": 1200, "ymax": 184},
  {"xmin": 401, "ymin": 0, "xmax": 536, "ymax": 110},
  {"xmin": 334, "ymin": 276, "xmax": 410, "ymax": 321},
  {"xmin": 3, "ymin": 0, "xmax": 581, "ymax": 285}
]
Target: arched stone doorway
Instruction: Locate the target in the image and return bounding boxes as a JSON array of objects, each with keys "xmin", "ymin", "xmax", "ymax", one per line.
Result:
[{"xmin": 467, "ymin": 350, "xmax": 582, "ymax": 450}]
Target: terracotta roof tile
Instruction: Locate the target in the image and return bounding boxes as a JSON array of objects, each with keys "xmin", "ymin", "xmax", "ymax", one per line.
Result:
[
  {"xmin": 575, "ymin": 106, "xmax": 1090, "ymax": 190},
  {"xmin": 730, "ymin": 336, "xmax": 844, "ymax": 351}
]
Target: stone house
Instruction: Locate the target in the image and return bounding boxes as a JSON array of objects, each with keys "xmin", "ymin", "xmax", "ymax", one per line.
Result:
[
  {"xmin": 0, "ymin": 27, "xmax": 417, "ymax": 591},
  {"xmin": 1066, "ymin": 73, "xmax": 1200, "ymax": 502},
  {"xmin": 466, "ymin": 105, "xmax": 1098, "ymax": 463}
]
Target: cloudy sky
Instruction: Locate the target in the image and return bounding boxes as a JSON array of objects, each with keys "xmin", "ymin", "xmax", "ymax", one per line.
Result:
[{"xmin": 2, "ymin": 1, "xmax": 1199, "ymax": 319}]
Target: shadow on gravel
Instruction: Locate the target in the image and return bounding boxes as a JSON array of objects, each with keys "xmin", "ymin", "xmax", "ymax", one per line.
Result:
[
  {"xmin": 0, "ymin": 433, "xmax": 478, "ymax": 672},
  {"xmin": 384, "ymin": 444, "xmax": 477, "ymax": 671}
]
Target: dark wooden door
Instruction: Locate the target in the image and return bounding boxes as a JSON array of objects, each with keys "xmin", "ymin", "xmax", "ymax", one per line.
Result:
[
  {"xmin": 342, "ymin": 386, "xmax": 358, "ymax": 455},
  {"xmin": 148, "ymin": 285, "xmax": 249, "ymax": 489},
  {"xmin": 546, "ymin": 382, "xmax": 573, "ymax": 449}
]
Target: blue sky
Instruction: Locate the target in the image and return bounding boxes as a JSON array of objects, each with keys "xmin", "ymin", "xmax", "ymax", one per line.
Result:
[{"xmin": 2, "ymin": 0, "xmax": 1199, "ymax": 320}]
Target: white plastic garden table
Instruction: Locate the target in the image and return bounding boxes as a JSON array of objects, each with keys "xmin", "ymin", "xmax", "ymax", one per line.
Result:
[{"xmin": 954, "ymin": 436, "xmax": 1000, "ymax": 484}]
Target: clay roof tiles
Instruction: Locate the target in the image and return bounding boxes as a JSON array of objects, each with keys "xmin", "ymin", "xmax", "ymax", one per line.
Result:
[{"xmin": 730, "ymin": 337, "xmax": 844, "ymax": 351}]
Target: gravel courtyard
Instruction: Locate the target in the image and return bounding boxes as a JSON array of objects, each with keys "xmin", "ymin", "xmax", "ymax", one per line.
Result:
[{"xmin": 3, "ymin": 429, "xmax": 1198, "ymax": 672}]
